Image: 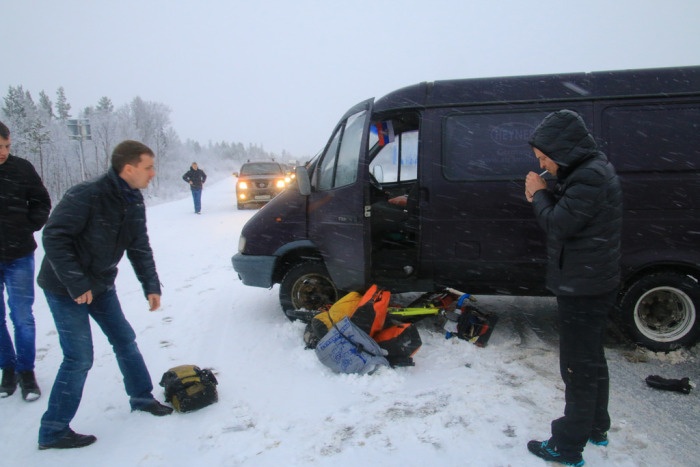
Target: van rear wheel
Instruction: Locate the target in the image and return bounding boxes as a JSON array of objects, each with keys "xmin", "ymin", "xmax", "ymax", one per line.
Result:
[
  {"xmin": 619, "ymin": 271, "xmax": 700, "ymax": 351},
  {"xmin": 279, "ymin": 262, "xmax": 339, "ymax": 318}
]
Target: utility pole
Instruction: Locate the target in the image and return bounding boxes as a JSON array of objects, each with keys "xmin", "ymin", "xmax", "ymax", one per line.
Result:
[{"xmin": 67, "ymin": 118, "xmax": 91, "ymax": 181}]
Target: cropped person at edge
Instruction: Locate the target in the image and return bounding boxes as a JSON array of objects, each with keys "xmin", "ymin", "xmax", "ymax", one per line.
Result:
[{"xmin": 0, "ymin": 121, "xmax": 51, "ymax": 402}]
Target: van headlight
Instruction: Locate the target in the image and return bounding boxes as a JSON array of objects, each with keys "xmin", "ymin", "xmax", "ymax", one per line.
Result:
[{"xmin": 238, "ymin": 236, "xmax": 246, "ymax": 253}]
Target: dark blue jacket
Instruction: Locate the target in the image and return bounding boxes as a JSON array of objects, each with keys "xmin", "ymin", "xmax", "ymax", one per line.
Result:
[
  {"xmin": 0, "ymin": 155, "xmax": 51, "ymax": 261},
  {"xmin": 182, "ymin": 168, "xmax": 207, "ymax": 189},
  {"xmin": 38, "ymin": 169, "xmax": 161, "ymax": 299},
  {"xmin": 529, "ymin": 110, "xmax": 623, "ymax": 296}
]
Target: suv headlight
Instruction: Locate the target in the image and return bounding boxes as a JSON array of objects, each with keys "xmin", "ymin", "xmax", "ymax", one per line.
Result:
[{"xmin": 238, "ymin": 236, "xmax": 246, "ymax": 253}]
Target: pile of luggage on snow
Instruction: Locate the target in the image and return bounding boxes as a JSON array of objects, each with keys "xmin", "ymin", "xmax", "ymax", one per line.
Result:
[{"xmin": 288, "ymin": 285, "xmax": 498, "ymax": 374}]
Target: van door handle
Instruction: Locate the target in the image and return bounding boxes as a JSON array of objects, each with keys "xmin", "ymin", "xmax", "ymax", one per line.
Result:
[{"xmin": 419, "ymin": 187, "xmax": 429, "ymax": 202}]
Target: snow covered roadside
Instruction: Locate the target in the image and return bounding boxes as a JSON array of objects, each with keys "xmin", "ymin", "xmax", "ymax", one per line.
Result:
[{"xmin": 1, "ymin": 177, "xmax": 697, "ymax": 466}]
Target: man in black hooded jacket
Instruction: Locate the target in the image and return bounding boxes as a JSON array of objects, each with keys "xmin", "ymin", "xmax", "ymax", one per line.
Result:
[{"xmin": 524, "ymin": 110, "xmax": 622, "ymax": 466}]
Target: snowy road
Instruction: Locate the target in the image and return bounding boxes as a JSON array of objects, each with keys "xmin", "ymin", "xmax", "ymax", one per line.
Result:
[
  {"xmin": 476, "ymin": 294, "xmax": 700, "ymax": 466},
  {"xmin": 1, "ymin": 176, "xmax": 697, "ymax": 466}
]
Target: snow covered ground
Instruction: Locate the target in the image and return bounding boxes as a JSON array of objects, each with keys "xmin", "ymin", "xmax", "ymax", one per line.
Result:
[{"xmin": 1, "ymin": 176, "xmax": 698, "ymax": 466}]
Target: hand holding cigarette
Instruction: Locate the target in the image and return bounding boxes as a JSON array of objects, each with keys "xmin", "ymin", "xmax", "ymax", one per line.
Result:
[{"xmin": 525, "ymin": 171, "xmax": 548, "ymax": 203}]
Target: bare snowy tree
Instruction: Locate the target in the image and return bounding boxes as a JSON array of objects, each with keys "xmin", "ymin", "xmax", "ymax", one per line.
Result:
[
  {"xmin": 55, "ymin": 86, "xmax": 71, "ymax": 120},
  {"xmin": 39, "ymin": 91, "xmax": 55, "ymax": 120},
  {"xmin": 3, "ymin": 85, "xmax": 293, "ymax": 203},
  {"xmin": 85, "ymin": 97, "xmax": 118, "ymax": 172}
]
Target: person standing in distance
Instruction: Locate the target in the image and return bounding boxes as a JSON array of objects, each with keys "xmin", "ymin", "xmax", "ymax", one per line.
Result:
[
  {"xmin": 182, "ymin": 162, "xmax": 207, "ymax": 214},
  {"xmin": 37, "ymin": 140, "xmax": 172, "ymax": 451},
  {"xmin": 0, "ymin": 121, "xmax": 51, "ymax": 401},
  {"xmin": 524, "ymin": 110, "xmax": 622, "ymax": 467}
]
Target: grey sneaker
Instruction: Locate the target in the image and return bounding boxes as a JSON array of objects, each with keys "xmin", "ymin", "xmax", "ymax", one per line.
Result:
[{"xmin": 19, "ymin": 370, "xmax": 41, "ymax": 401}]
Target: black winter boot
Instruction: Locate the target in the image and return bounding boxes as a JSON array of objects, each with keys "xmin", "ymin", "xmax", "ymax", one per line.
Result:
[
  {"xmin": 0, "ymin": 368, "xmax": 17, "ymax": 397},
  {"xmin": 39, "ymin": 429, "xmax": 97, "ymax": 450},
  {"xmin": 133, "ymin": 399, "xmax": 173, "ymax": 416},
  {"xmin": 19, "ymin": 370, "xmax": 41, "ymax": 401}
]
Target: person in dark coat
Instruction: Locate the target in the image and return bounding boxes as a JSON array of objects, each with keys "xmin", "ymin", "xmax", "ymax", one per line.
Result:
[
  {"xmin": 37, "ymin": 140, "xmax": 172, "ymax": 450},
  {"xmin": 0, "ymin": 121, "xmax": 51, "ymax": 401},
  {"xmin": 182, "ymin": 162, "xmax": 207, "ymax": 214},
  {"xmin": 524, "ymin": 110, "xmax": 622, "ymax": 466}
]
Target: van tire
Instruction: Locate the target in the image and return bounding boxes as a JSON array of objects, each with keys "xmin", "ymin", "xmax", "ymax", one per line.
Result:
[
  {"xmin": 618, "ymin": 271, "xmax": 700, "ymax": 351},
  {"xmin": 279, "ymin": 262, "xmax": 339, "ymax": 318}
]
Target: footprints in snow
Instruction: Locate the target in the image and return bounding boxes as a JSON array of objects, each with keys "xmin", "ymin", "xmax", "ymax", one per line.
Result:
[
  {"xmin": 314, "ymin": 390, "xmax": 524, "ymax": 458},
  {"xmin": 159, "ymin": 316, "xmax": 175, "ymax": 348}
]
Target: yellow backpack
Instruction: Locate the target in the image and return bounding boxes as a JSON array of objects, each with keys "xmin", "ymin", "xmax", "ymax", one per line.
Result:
[{"xmin": 159, "ymin": 365, "xmax": 218, "ymax": 412}]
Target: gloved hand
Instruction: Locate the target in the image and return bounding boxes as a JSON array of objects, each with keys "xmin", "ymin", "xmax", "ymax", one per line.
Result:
[{"xmin": 645, "ymin": 375, "xmax": 692, "ymax": 394}]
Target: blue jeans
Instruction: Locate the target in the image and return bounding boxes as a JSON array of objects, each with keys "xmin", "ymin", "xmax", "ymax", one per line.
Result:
[
  {"xmin": 191, "ymin": 188, "xmax": 202, "ymax": 213},
  {"xmin": 0, "ymin": 254, "xmax": 36, "ymax": 372},
  {"xmin": 39, "ymin": 288, "xmax": 155, "ymax": 443}
]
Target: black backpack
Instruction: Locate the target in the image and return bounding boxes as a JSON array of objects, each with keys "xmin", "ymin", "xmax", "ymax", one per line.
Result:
[
  {"xmin": 456, "ymin": 307, "xmax": 498, "ymax": 347},
  {"xmin": 159, "ymin": 365, "xmax": 218, "ymax": 412}
]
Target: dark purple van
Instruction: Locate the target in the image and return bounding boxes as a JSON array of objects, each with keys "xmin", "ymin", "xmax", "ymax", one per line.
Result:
[{"xmin": 233, "ymin": 66, "xmax": 700, "ymax": 351}]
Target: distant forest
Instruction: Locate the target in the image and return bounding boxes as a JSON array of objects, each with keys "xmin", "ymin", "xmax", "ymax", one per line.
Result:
[{"xmin": 2, "ymin": 85, "xmax": 297, "ymax": 203}]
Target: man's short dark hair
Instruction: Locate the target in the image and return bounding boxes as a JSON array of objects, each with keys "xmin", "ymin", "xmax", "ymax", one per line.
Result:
[
  {"xmin": 0, "ymin": 121, "xmax": 10, "ymax": 140},
  {"xmin": 111, "ymin": 140, "xmax": 155, "ymax": 173}
]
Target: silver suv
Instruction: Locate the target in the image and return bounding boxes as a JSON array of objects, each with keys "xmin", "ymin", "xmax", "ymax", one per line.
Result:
[{"xmin": 234, "ymin": 162, "xmax": 288, "ymax": 209}]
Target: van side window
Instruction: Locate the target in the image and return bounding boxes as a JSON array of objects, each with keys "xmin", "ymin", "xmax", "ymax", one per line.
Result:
[
  {"xmin": 317, "ymin": 129, "xmax": 341, "ymax": 190},
  {"xmin": 369, "ymin": 130, "xmax": 419, "ymax": 183},
  {"xmin": 602, "ymin": 103, "xmax": 700, "ymax": 172},
  {"xmin": 316, "ymin": 110, "xmax": 365, "ymax": 191},
  {"xmin": 443, "ymin": 111, "xmax": 552, "ymax": 181}
]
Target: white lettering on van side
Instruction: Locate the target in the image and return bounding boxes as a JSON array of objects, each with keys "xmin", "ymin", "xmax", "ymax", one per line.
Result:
[{"xmin": 490, "ymin": 122, "xmax": 536, "ymax": 148}]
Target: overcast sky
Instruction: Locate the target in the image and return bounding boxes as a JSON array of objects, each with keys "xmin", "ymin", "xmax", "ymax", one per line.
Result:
[{"xmin": 3, "ymin": 0, "xmax": 699, "ymax": 158}]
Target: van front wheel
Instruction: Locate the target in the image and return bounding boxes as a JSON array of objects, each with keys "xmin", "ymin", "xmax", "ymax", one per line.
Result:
[
  {"xmin": 279, "ymin": 262, "xmax": 339, "ymax": 318},
  {"xmin": 619, "ymin": 272, "xmax": 700, "ymax": 351}
]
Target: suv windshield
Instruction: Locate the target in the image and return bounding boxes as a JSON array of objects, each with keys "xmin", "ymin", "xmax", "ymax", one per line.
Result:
[{"xmin": 240, "ymin": 162, "xmax": 283, "ymax": 175}]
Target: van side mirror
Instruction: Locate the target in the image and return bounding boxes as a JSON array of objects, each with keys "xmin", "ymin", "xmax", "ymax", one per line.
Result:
[{"xmin": 296, "ymin": 166, "xmax": 311, "ymax": 196}]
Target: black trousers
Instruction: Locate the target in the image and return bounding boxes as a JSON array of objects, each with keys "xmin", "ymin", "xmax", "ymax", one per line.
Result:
[{"xmin": 550, "ymin": 290, "xmax": 615, "ymax": 456}]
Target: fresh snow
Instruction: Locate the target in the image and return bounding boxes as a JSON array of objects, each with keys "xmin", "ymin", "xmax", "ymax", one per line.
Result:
[{"xmin": 1, "ymin": 177, "xmax": 697, "ymax": 466}]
